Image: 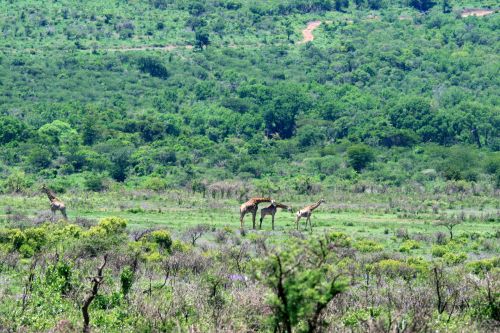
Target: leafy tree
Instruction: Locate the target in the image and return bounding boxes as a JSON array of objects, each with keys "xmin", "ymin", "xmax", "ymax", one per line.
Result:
[
  {"xmin": 38, "ymin": 120, "xmax": 78, "ymax": 145},
  {"xmin": 254, "ymin": 236, "xmax": 347, "ymax": 332},
  {"xmin": 264, "ymin": 85, "xmax": 311, "ymax": 139},
  {"xmin": 388, "ymin": 96, "xmax": 441, "ymax": 143},
  {"xmin": 435, "ymin": 219, "xmax": 461, "ymax": 240},
  {"xmin": 347, "ymin": 144, "xmax": 374, "ymax": 172},
  {"xmin": 195, "ymin": 28, "xmax": 210, "ymax": 50},
  {"xmin": 334, "ymin": 0, "xmax": 349, "ymax": 11},
  {"xmin": 0, "ymin": 116, "xmax": 28, "ymax": 145},
  {"xmin": 409, "ymin": 0, "xmax": 435, "ymax": 11},
  {"xmin": 26, "ymin": 146, "xmax": 53, "ymax": 170},
  {"xmin": 137, "ymin": 57, "xmax": 169, "ymax": 79},
  {"xmin": 84, "ymin": 173, "xmax": 106, "ymax": 192},
  {"xmin": 442, "ymin": 0, "xmax": 452, "ymax": 13}
]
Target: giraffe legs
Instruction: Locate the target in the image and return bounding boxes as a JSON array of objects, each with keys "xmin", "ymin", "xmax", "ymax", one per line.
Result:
[
  {"xmin": 61, "ymin": 207, "xmax": 68, "ymax": 221},
  {"xmin": 240, "ymin": 211, "xmax": 245, "ymax": 230},
  {"xmin": 252, "ymin": 211, "xmax": 257, "ymax": 229},
  {"xmin": 296, "ymin": 216, "xmax": 301, "ymax": 230},
  {"xmin": 50, "ymin": 207, "xmax": 56, "ymax": 222}
]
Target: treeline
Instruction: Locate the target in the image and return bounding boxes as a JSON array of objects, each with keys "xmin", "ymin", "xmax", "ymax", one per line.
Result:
[{"xmin": 0, "ymin": 0, "xmax": 499, "ymax": 191}]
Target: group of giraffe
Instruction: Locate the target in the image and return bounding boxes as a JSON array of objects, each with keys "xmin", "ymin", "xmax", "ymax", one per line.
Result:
[
  {"xmin": 240, "ymin": 197, "xmax": 325, "ymax": 231},
  {"xmin": 40, "ymin": 186, "xmax": 324, "ymax": 231}
]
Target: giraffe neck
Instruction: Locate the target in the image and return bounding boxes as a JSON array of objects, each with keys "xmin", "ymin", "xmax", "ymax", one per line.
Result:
[
  {"xmin": 43, "ymin": 189, "xmax": 58, "ymax": 201},
  {"xmin": 274, "ymin": 203, "xmax": 289, "ymax": 209},
  {"xmin": 251, "ymin": 197, "xmax": 272, "ymax": 204},
  {"xmin": 310, "ymin": 201, "xmax": 323, "ymax": 211}
]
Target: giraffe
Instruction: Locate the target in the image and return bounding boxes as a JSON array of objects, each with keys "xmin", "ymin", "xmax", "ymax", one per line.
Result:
[
  {"xmin": 295, "ymin": 199, "xmax": 325, "ymax": 231},
  {"xmin": 240, "ymin": 197, "xmax": 274, "ymax": 230},
  {"xmin": 41, "ymin": 185, "xmax": 68, "ymax": 221},
  {"xmin": 259, "ymin": 202, "xmax": 292, "ymax": 230}
]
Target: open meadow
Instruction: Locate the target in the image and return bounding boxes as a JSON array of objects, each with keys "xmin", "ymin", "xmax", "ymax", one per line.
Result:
[{"xmin": 0, "ymin": 186, "xmax": 498, "ymax": 332}]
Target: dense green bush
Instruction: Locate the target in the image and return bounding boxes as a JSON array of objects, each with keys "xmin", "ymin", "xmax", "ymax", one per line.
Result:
[{"xmin": 347, "ymin": 144, "xmax": 375, "ymax": 172}]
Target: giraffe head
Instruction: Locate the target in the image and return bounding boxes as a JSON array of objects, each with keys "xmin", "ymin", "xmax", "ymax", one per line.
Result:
[{"xmin": 319, "ymin": 198, "xmax": 325, "ymax": 204}]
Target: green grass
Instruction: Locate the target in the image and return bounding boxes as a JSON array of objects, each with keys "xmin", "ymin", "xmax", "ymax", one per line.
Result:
[{"xmin": 1, "ymin": 191, "xmax": 497, "ymax": 243}]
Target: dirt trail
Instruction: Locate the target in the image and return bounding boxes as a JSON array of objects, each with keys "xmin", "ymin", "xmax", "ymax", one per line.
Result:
[
  {"xmin": 85, "ymin": 11, "xmax": 496, "ymax": 53},
  {"xmin": 461, "ymin": 8, "xmax": 496, "ymax": 17},
  {"xmin": 299, "ymin": 21, "xmax": 322, "ymax": 44},
  {"xmin": 103, "ymin": 45, "xmax": 193, "ymax": 52}
]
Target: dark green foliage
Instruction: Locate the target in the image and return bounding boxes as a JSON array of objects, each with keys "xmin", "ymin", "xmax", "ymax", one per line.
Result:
[
  {"xmin": 263, "ymin": 85, "xmax": 310, "ymax": 139},
  {"xmin": 120, "ymin": 266, "xmax": 134, "ymax": 296},
  {"xmin": 0, "ymin": 116, "xmax": 28, "ymax": 145},
  {"xmin": 442, "ymin": 0, "xmax": 452, "ymax": 13},
  {"xmin": 334, "ymin": 0, "xmax": 349, "ymax": 11},
  {"xmin": 149, "ymin": 230, "xmax": 172, "ymax": 252},
  {"xmin": 137, "ymin": 57, "xmax": 169, "ymax": 79},
  {"xmin": 409, "ymin": 0, "xmax": 435, "ymax": 11},
  {"xmin": 45, "ymin": 261, "xmax": 73, "ymax": 295},
  {"xmin": 255, "ymin": 236, "xmax": 347, "ymax": 331},
  {"xmin": 195, "ymin": 28, "xmax": 210, "ymax": 49},
  {"xmin": 0, "ymin": 0, "xmax": 497, "ymax": 187},
  {"xmin": 84, "ymin": 173, "xmax": 106, "ymax": 192},
  {"xmin": 347, "ymin": 144, "xmax": 374, "ymax": 172}
]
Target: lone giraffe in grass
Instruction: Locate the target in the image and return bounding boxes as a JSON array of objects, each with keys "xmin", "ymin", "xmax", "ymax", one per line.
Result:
[
  {"xmin": 240, "ymin": 197, "xmax": 273, "ymax": 230},
  {"xmin": 41, "ymin": 185, "xmax": 67, "ymax": 221},
  {"xmin": 259, "ymin": 202, "xmax": 292, "ymax": 230},
  {"xmin": 296, "ymin": 199, "xmax": 325, "ymax": 231}
]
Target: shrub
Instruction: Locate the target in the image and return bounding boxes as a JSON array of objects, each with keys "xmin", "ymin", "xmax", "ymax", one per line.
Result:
[
  {"xmin": 141, "ymin": 177, "xmax": 168, "ymax": 191},
  {"xmin": 434, "ymin": 231, "xmax": 447, "ymax": 244},
  {"xmin": 354, "ymin": 239, "xmax": 384, "ymax": 253},
  {"xmin": 86, "ymin": 217, "xmax": 128, "ymax": 237},
  {"xmin": 137, "ymin": 57, "xmax": 169, "ymax": 79},
  {"xmin": 120, "ymin": 266, "xmax": 134, "ymax": 296},
  {"xmin": 375, "ymin": 259, "xmax": 415, "ymax": 280},
  {"xmin": 45, "ymin": 261, "xmax": 73, "ymax": 294},
  {"xmin": 149, "ymin": 230, "xmax": 172, "ymax": 252},
  {"xmin": 19, "ymin": 243, "xmax": 34, "ymax": 258},
  {"xmin": 3, "ymin": 170, "xmax": 33, "ymax": 193},
  {"xmin": 171, "ymin": 239, "xmax": 190, "ymax": 253},
  {"xmin": 84, "ymin": 173, "xmax": 106, "ymax": 192},
  {"xmin": 347, "ymin": 144, "xmax": 375, "ymax": 172},
  {"xmin": 431, "ymin": 245, "xmax": 448, "ymax": 257},
  {"xmin": 406, "ymin": 256, "xmax": 430, "ymax": 274},
  {"xmin": 467, "ymin": 257, "xmax": 500, "ymax": 274},
  {"xmin": 399, "ymin": 240, "xmax": 420, "ymax": 253},
  {"xmin": 327, "ymin": 232, "xmax": 352, "ymax": 247},
  {"xmin": 396, "ymin": 228, "xmax": 409, "ymax": 240},
  {"xmin": 443, "ymin": 252, "xmax": 467, "ymax": 265}
]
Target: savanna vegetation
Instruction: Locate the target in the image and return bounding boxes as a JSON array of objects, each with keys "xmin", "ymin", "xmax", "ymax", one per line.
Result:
[{"xmin": 0, "ymin": 0, "xmax": 498, "ymax": 331}]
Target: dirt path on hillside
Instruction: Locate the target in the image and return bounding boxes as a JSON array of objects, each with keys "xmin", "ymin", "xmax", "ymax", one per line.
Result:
[
  {"xmin": 299, "ymin": 21, "xmax": 322, "ymax": 44},
  {"xmin": 104, "ymin": 45, "xmax": 193, "ymax": 52},
  {"xmin": 83, "ymin": 11, "xmax": 496, "ymax": 53},
  {"xmin": 461, "ymin": 8, "xmax": 496, "ymax": 17}
]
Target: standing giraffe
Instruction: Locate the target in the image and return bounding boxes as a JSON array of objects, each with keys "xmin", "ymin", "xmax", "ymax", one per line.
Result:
[
  {"xmin": 41, "ymin": 185, "xmax": 68, "ymax": 221},
  {"xmin": 240, "ymin": 197, "xmax": 274, "ymax": 230},
  {"xmin": 259, "ymin": 202, "xmax": 292, "ymax": 230},
  {"xmin": 296, "ymin": 199, "xmax": 325, "ymax": 231}
]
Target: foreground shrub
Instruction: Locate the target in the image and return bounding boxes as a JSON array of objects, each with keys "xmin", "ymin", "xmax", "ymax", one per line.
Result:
[
  {"xmin": 467, "ymin": 257, "xmax": 500, "ymax": 274},
  {"xmin": 354, "ymin": 239, "xmax": 384, "ymax": 253},
  {"xmin": 443, "ymin": 252, "xmax": 467, "ymax": 265}
]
